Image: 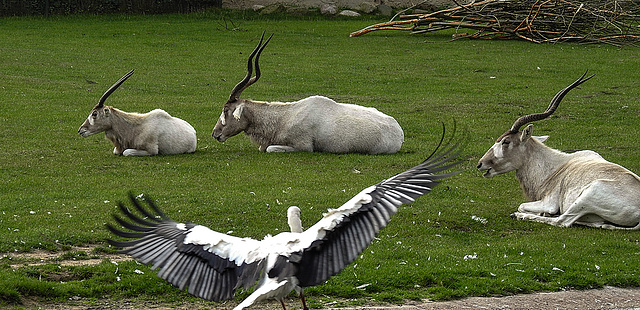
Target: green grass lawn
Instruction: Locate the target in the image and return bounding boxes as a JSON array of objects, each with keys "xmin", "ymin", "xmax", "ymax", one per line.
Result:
[{"xmin": 1, "ymin": 10, "xmax": 640, "ymax": 308}]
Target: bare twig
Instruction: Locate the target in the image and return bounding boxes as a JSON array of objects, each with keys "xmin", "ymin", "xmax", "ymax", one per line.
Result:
[
  {"xmin": 350, "ymin": 0, "xmax": 640, "ymax": 46},
  {"xmin": 389, "ymin": 0, "xmax": 431, "ymax": 22}
]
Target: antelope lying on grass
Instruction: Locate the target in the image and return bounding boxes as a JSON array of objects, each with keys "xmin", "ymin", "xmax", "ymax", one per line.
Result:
[
  {"xmin": 78, "ymin": 70, "xmax": 197, "ymax": 156},
  {"xmin": 477, "ymin": 72, "xmax": 640, "ymax": 230},
  {"xmin": 212, "ymin": 33, "xmax": 404, "ymax": 154}
]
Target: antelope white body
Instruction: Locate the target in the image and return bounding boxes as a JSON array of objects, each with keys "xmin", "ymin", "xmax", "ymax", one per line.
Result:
[
  {"xmin": 214, "ymin": 95, "xmax": 403, "ymax": 154},
  {"xmin": 477, "ymin": 72, "xmax": 640, "ymax": 229},
  {"xmin": 78, "ymin": 70, "xmax": 197, "ymax": 156},
  {"xmin": 211, "ymin": 33, "xmax": 404, "ymax": 154}
]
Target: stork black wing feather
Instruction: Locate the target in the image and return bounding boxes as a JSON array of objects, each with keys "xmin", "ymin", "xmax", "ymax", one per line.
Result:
[
  {"xmin": 296, "ymin": 127, "xmax": 464, "ymax": 287},
  {"xmin": 117, "ymin": 202, "xmax": 159, "ymax": 227},
  {"xmin": 106, "ymin": 195, "xmax": 263, "ymax": 302},
  {"xmin": 106, "ymin": 223, "xmax": 149, "ymax": 239},
  {"xmin": 127, "ymin": 192, "xmax": 169, "ymax": 222},
  {"xmin": 112, "ymin": 214, "xmax": 156, "ymax": 232}
]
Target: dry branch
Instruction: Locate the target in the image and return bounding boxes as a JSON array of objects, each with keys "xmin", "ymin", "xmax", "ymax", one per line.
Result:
[{"xmin": 350, "ymin": 0, "xmax": 640, "ymax": 46}]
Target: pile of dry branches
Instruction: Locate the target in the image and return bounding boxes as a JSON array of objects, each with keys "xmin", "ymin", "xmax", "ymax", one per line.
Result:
[{"xmin": 350, "ymin": 0, "xmax": 640, "ymax": 46}]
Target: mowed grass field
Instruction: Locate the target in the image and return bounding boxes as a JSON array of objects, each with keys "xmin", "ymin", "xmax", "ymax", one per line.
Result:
[{"xmin": 1, "ymin": 10, "xmax": 640, "ymax": 308}]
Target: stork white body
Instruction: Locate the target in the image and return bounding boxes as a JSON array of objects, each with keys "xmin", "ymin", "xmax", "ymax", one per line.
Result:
[
  {"xmin": 477, "ymin": 72, "xmax": 640, "ymax": 229},
  {"xmin": 107, "ymin": 134, "xmax": 461, "ymax": 309}
]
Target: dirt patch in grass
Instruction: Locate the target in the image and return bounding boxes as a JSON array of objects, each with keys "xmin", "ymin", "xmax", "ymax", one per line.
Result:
[
  {"xmin": 3, "ymin": 245, "xmax": 131, "ymax": 269},
  {"xmin": 5, "ymin": 246, "xmax": 640, "ymax": 310},
  {"xmin": 416, "ymin": 286, "xmax": 640, "ymax": 310},
  {"xmin": 14, "ymin": 287, "xmax": 640, "ymax": 310}
]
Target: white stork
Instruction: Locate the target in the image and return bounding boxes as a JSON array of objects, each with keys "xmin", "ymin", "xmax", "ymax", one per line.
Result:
[{"xmin": 107, "ymin": 130, "xmax": 462, "ymax": 310}]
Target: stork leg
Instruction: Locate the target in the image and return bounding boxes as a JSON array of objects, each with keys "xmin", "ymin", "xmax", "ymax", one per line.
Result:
[
  {"xmin": 280, "ymin": 299, "xmax": 287, "ymax": 310},
  {"xmin": 299, "ymin": 291, "xmax": 309, "ymax": 310}
]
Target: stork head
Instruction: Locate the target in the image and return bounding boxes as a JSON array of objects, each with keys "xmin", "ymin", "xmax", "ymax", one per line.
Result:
[{"xmin": 287, "ymin": 206, "xmax": 303, "ymax": 233}]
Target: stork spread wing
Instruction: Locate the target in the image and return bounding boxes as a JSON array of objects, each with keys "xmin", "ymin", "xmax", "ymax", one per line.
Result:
[
  {"xmin": 106, "ymin": 194, "xmax": 265, "ymax": 301},
  {"xmin": 107, "ymin": 126, "xmax": 463, "ymax": 302},
  {"xmin": 290, "ymin": 131, "xmax": 463, "ymax": 287}
]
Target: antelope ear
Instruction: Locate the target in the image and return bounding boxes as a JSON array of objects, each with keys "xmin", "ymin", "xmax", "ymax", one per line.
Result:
[
  {"xmin": 103, "ymin": 107, "xmax": 111, "ymax": 116},
  {"xmin": 534, "ymin": 135, "xmax": 549, "ymax": 143},
  {"xmin": 520, "ymin": 124, "xmax": 533, "ymax": 142},
  {"xmin": 232, "ymin": 103, "xmax": 245, "ymax": 121}
]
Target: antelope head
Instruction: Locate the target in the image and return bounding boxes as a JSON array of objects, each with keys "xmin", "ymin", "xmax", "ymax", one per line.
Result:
[
  {"xmin": 78, "ymin": 70, "xmax": 134, "ymax": 137},
  {"xmin": 212, "ymin": 32, "xmax": 273, "ymax": 142},
  {"xmin": 477, "ymin": 71, "xmax": 594, "ymax": 178}
]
